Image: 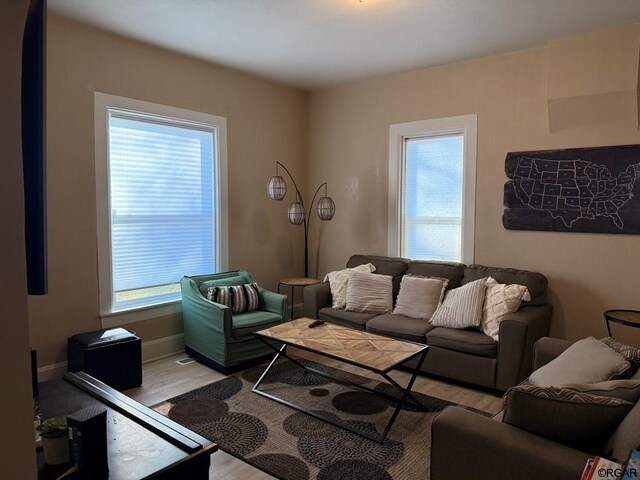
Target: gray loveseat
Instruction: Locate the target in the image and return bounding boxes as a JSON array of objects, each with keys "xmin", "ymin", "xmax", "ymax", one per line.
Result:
[
  {"xmin": 303, "ymin": 254, "xmax": 553, "ymax": 391},
  {"xmin": 431, "ymin": 337, "xmax": 640, "ymax": 480}
]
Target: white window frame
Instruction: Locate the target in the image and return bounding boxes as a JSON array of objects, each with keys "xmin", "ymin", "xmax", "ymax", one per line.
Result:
[
  {"xmin": 94, "ymin": 92, "xmax": 228, "ymax": 327},
  {"xmin": 388, "ymin": 114, "xmax": 477, "ymax": 264}
]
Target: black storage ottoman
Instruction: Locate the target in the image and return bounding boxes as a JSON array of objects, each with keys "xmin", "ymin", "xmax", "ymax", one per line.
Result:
[{"xmin": 67, "ymin": 327, "xmax": 142, "ymax": 391}]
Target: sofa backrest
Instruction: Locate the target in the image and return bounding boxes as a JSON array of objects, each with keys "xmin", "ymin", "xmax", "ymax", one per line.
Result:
[
  {"xmin": 462, "ymin": 264, "xmax": 548, "ymax": 305},
  {"xmin": 191, "ymin": 270, "xmax": 255, "ymax": 296},
  {"xmin": 346, "ymin": 254, "xmax": 409, "ymax": 300},
  {"xmin": 406, "ymin": 260, "xmax": 466, "ymax": 289}
]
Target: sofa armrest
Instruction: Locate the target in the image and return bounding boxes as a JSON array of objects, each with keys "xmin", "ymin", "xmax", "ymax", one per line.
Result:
[
  {"xmin": 180, "ymin": 277, "xmax": 234, "ymax": 342},
  {"xmin": 532, "ymin": 337, "xmax": 573, "ymax": 371},
  {"xmin": 258, "ymin": 287, "xmax": 287, "ymax": 318},
  {"xmin": 303, "ymin": 282, "xmax": 332, "ymax": 319},
  {"xmin": 431, "ymin": 407, "xmax": 589, "ymax": 480},
  {"xmin": 496, "ymin": 304, "xmax": 553, "ymax": 391}
]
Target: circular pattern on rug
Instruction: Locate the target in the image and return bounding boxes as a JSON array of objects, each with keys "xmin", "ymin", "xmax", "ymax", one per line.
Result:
[
  {"xmin": 332, "ymin": 391, "xmax": 388, "ymax": 415},
  {"xmin": 170, "ymin": 376, "xmax": 243, "ymax": 403},
  {"xmin": 198, "ymin": 412, "xmax": 267, "ymax": 456},
  {"xmin": 283, "ymin": 411, "xmax": 343, "ymax": 438},
  {"xmin": 167, "ymin": 397, "xmax": 229, "ymax": 424},
  {"xmin": 249, "ymin": 453, "xmax": 310, "ymax": 480},
  {"xmin": 275, "ymin": 360, "xmax": 332, "ymax": 387},
  {"xmin": 374, "ymin": 382, "xmax": 453, "ymax": 412},
  {"xmin": 309, "ymin": 388, "xmax": 330, "ymax": 397},
  {"xmin": 297, "ymin": 425, "xmax": 403, "ymax": 469},
  {"xmin": 317, "ymin": 459, "xmax": 392, "ymax": 480},
  {"xmin": 242, "ymin": 364, "xmax": 280, "ymax": 384}
]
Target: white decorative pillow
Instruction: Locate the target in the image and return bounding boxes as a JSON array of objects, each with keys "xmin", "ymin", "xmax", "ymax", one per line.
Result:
[
  {"xmin": 392, "ymin": 275, "xmax": 447, "ymax": 320},
  {"xmin": 529, "ymin": 337, "xmax": 631, "ymax": 387},
  {"xmin": 345, "ymin": 271, "xmax": 392, "ymax": 314},
  {"xmin": 323, "ymin": 263, "xmax": 376, "ymax": 309},
  {"xmin": 207, "ymin": 283, "xmax": 260, "ymax": 314},
  {"xmin": 481, "ymin": 277, "xmax": 531, "ymax": 341},
  {"xmin": 429, "ymin": 278, "xmax": 487, "ymax": 329}
]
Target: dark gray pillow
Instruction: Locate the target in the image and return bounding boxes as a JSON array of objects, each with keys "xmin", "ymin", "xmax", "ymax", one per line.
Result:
[
  {"xmin": 529, "ymin": 337, "xmax": 631, "ymax": 386},
  {"xmin": 503, "ymin": 384, "xmax": 634, "ymax": 454},
  {"xmin": 560, "ymin": 380, "xmax": 640, "ymax": 403}
]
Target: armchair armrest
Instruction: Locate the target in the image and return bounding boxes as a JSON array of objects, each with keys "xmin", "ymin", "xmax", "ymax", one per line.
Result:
[
  {"xmin": 258, "ymin": 287, "xmax": 287, "ymax": 318},
  {"xmin": 431, "ymin": 407, "xmax": 589, "ymax": 480},
  {"xmin": 303, "ymin": 282, "xmax": 332, "ymax": 319},
  {"xmin": 496, "ymin": 304, "xmax": 553, "ymax": 391},
  {"xmin": 180, "ymin": 277, "xmax": 234, "ymax": 342},
  {"xmin": 533, "ymin": 337, "xmax": 573, "ymax": 371}
]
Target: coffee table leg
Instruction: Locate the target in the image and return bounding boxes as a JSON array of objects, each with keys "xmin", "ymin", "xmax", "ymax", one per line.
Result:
[
  {"xmin": 379, "ymin": 350, "xmax": 427, "ymax": 441},
  {"xmin": 253, "ymin": 343, "xmax": 286, "ymax": 392}
]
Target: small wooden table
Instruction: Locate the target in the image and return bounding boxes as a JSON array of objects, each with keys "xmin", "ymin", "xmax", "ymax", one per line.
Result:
[
  {"xmin": 604, "ymin": 309, "xmax": 640, "ymax": 337},
  {"xmin": 277, "ymin": 277, "xmax": 320, "ymax": 320},
  {"xmin": 252, "ymin": 318, "xmax": 429, "ymax": 443}
]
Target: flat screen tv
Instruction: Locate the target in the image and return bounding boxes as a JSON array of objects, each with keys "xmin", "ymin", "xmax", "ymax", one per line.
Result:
[{"xmin": 22, "ymin": 0, "xmax": 47, "ymax": 295}]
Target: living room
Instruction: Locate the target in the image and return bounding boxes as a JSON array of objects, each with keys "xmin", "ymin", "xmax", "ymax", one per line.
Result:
[{"xmin": 3, "ymin": 1, "xmax": 640, "ymax": 479}]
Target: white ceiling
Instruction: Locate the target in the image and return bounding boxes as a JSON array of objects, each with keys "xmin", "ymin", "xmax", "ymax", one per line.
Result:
[{"xmin": 49, "ymin": 0, "xmax": 640, "ymax": 90}]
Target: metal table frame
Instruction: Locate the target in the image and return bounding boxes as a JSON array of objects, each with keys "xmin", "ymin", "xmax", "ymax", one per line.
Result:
[{"xmin": 251, "ymin": 335, "xmax": 429, "ymax": 443}]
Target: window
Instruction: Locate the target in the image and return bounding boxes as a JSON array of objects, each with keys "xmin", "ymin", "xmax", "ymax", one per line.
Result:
[
  {"xmin": 388, "ymin": 115, "xmax": 477, "ymax": 263},
  {"xmin": 95, "ymin": 93, "xmax": 228, "ymax": 326}
]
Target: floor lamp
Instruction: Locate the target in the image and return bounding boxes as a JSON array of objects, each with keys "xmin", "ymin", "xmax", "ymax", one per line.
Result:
[{"xmin": 267, "ymin": 162, "xmax": 336, "ymax": 278}]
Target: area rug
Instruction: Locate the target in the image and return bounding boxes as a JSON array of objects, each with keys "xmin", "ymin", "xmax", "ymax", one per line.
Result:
[{"xmin": 153, "ymin": 358, "xmax": 489, "ymax": 480}]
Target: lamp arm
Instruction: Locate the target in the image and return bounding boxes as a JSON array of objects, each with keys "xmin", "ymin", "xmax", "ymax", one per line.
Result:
[
  {"xmin": 275, "ymin": 161, "xmax": 305, "ymax": 208},
  {"xmin": 305, "ymin": 182, "xmax": 327, "ymax": 236}
]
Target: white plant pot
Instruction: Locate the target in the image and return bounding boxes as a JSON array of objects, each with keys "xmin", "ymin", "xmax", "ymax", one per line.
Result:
[{"xmin": 41, "ymin": 435, "xmax": 69, "ymax": 465}]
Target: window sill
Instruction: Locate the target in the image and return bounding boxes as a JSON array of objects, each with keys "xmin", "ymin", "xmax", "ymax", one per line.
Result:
[{"xmin": 100, "ymin": 300, "xmax": 182, "ymax": 328}]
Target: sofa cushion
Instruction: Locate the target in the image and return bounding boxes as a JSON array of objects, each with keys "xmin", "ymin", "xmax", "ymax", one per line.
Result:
[
  {"xmin": 529, "ymin": 337, "xmax": 631, "ymax": 387},
  {"xmin": 365, "ymin": 313, "xmax": 433, "ymax": 343},
  {"xmin": 462, "ymin": 264, "xmax": 548, "ymax": 306},
  {"xmin": 601, "ymin": 336, "xmax": 640, "ymax": 375},
  {"xmin": 232, "ymin": 310, "xmax": 283, "ymax": 337},
  {"xmin": 430, "ymin": 278, "xmax": 487, "ymax": 329},
  {"xmin": 606, "ymin": 400, "xmax": 640, "ymax": 463},
  {"xmin": 503, "ymin": 384, "xmax": 634, "ymax": 454},
  {"xmin": 392, "ymin": 275, "xmax": 447, "ymax": 320},
  {"xmin": 346, "ymin": 254, "xmax": 409, "ymax": 300},
  {"xmin": 427, "ymin": 327, "xmax": 497, "ymax": 358},
  {"xmin": 406, "ymin": 260, "xmax": 466, "ymax": 289},
  {"xmin": 345, "ymin": 271, "xmax": 393, "ymax": 314},
  {"xmin": 318, "ymin": 307, "xmax": 376, "ymax": 330}
]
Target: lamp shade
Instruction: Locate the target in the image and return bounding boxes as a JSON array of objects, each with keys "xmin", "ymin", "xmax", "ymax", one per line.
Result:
[
  {"xmin": 316, "ymin": 196, "xmax": 336, "ymax": 221},
  {"xmin": 288, "ymin": 202, "xmax": 305, "ymax": 225},
  {"xmin": 267, "ymin": 175, "xmax": 287, "ymax": 200}
]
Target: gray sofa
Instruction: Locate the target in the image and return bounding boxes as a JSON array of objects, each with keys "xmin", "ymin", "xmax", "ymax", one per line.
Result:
[
  {"xmin": 431, "ymin": 337, "xmax": 640, "ymax": 480},
  {"xmin": 303, "ymin": 254, "xmax": 553, "ymax": 391}
]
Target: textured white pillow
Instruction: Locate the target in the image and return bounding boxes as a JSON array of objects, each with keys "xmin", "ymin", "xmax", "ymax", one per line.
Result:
[
  {"xmin": 481, "ymin": 277, "xmax": 531, "ymax": 341},
  {"xmin": 345, "ymin": 271, "xmax": 392, "ymax": 314},
  {"xmin": 323, "ymin": 263, "xmax": 376, "ymax": 309},
  {"xmin": 529, "ymin": 337, "xmax": 631, "ymax": 387},
  {"xmin": 392, "ymin": 275, "xmax": 448, "ymax": 320},
  {"xmin": 429, "ymin": 278, "xmax": 487, "ymax": 328}
]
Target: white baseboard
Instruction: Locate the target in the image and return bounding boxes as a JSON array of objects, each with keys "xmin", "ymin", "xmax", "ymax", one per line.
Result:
[
  {"xmin": 142, "ymin": 333, "xmax": 185, "ymax": 363},
  {"xmin": 37, "ymin": 333, "xmax": 186, "ymax": 382}
]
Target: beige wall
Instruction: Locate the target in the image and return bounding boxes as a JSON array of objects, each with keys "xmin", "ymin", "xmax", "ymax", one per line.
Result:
[
  {"xmin": 30, "ymin": 15, "xmax": 308, "ymax": 368},
  {"xmin": 308, "ymin": 25, "xmax": 640, "ymax": 344},
  {"xmin": 0, "ymin": 0, "xmax": 37, "ymax": 478}
]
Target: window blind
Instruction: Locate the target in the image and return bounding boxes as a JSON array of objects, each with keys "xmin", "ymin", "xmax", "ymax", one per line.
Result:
[
  {"xmin": 108, "ymin": 112, "xmax": 217, "ymax": 310},
  {"xmin": 402, "ymin": 134, "xmax": 464, "ymax": 262}
]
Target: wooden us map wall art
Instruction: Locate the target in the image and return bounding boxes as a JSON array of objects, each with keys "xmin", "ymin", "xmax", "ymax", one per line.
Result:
[{"xmin": 503, "ymin": 144, "xmax": 640, "ymax": 234}]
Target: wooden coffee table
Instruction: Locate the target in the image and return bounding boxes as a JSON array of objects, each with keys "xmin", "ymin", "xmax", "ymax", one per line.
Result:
[{"xmin": 252, "ymin": 317, "xmax": 429, "ymax": 443}]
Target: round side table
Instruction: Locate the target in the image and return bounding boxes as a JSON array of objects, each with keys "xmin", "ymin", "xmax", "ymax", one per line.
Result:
[
  {"xmin": 278, "ymin": 277, "xmax": 320, "ymax": 320},
  {"xmin": 604, "ymin": 309, "xmax": 640, "ymax": 337}
]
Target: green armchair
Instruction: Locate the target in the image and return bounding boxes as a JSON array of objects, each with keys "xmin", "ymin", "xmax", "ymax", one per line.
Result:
[{"xmin": 181, "ymin": 270, "xmax": 287, "ymax": 373}]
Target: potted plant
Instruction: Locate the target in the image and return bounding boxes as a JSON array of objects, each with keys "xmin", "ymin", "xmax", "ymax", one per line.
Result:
[{"xmin": 36, "ymin": 415, "xmax": 69, "ymax": 465}]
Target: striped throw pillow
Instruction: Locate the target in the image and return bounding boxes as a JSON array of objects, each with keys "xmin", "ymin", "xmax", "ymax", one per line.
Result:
[
  {"xmin": 429, "ymin": 278, "xmax": 487, "ymax": 328},
  {"xmin": 207, "ymin": 283, "xmax": 260, "ymax": 314}
]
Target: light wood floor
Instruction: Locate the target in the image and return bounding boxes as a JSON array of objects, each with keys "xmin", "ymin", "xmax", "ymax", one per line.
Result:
[{"xmin": 125, "ymin": 349, "xmax": 503, "ymax": 480}]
